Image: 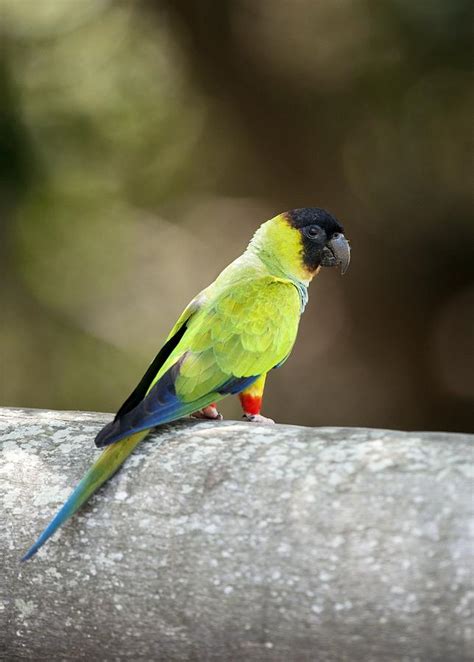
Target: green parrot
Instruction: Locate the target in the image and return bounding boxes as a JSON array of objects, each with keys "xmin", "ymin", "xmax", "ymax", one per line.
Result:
[{"xmin": 22, "ymin": 207, "xmax": 350, "ymax": 560}]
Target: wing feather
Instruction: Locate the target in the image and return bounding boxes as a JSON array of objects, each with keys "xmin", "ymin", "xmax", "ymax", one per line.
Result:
[{"xmin": 96, "ymin": 276, "xmax": 301, "ymax": 447}]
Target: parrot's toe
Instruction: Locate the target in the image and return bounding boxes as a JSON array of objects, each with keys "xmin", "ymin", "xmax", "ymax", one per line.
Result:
[
  {"xmin": 243, "ymin": 413, "xmax": 275, "ymax": 424},
  {"xmin": 192, "ymin": 405, "xmax": 223, "ymax": 420}
]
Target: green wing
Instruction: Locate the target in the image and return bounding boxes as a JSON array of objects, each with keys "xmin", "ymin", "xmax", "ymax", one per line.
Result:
[
  {"xmin": 96, "ymin": 276, "xmax": 301, "ymax": 445},
  {"xmin": 153, "ymin": 276, "xmax": 301, "ymax": 402}
]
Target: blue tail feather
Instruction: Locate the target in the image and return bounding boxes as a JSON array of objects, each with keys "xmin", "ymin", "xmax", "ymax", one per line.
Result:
[
  {"xmin": 22, "ymin": 364, "xmax": 259, "ymax": 560},
  {"xmin": 21, "ymin": 496, "xmax": 78, "ymax": 561}
]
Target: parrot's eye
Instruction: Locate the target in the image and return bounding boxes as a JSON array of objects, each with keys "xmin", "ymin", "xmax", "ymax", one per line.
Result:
[{"xmin": 304, "ymin": 225, "xmax": 322, "ymax": 239}]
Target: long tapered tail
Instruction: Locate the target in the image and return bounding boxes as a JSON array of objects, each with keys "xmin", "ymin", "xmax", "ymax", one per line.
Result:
[{"xmin": 21, "ymin": 430, "xmax": 148, "ymax": 561}]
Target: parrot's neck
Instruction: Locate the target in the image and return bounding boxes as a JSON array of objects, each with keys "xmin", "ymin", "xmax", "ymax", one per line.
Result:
[{"xmin": 247, "ymin": 219, "xmax": 310, "ymax": 313}]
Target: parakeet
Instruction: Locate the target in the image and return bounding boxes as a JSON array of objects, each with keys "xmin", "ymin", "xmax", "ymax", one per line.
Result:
[{"xmin": 21, "ymin": 208, "xmax": 350, "ymax": 561}]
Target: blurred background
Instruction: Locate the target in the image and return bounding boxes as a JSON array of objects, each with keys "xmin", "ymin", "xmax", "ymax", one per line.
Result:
[{"xmin": 1, "ymin": 0, "xmax": 472, "ymax": 431}]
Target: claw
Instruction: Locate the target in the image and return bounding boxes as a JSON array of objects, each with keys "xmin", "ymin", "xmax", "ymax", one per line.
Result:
[
  {"xmin": 191, "ymin": 405, "xmax": 223, "ymax": 420},
  {"xmin": 243, "ymin": 413, "xmax": 275, "ymax": 424}
]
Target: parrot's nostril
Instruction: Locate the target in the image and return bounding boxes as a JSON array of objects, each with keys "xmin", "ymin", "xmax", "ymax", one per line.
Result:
[{"xmin": 332, "ymin": 233, "xmax": 340, "ymax": 239}]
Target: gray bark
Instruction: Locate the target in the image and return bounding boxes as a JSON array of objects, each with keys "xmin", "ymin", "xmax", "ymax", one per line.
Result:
[{"xmin": 1, "ymin": 407, "xmax": 472, "ymax": 662}]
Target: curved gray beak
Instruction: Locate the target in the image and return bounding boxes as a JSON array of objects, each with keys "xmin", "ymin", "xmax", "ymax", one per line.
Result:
[{"xmin": 326, "ymin": 233, "xmax": 351, "ymax": 274}]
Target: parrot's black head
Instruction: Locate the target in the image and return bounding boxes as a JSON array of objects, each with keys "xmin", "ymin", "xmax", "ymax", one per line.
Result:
[{"xmin": 286, "ymin": 207, "xmax": 350, "ymax": 275}]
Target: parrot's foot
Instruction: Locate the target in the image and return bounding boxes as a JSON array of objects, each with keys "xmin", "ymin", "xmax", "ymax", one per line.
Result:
[
  {"xmin": 191, "ymin": 405, "xmax": 223, "ymax": 420},
  {"xmin": 243, "ymin": 413, "xmax": 275, "ymax": 424}
]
